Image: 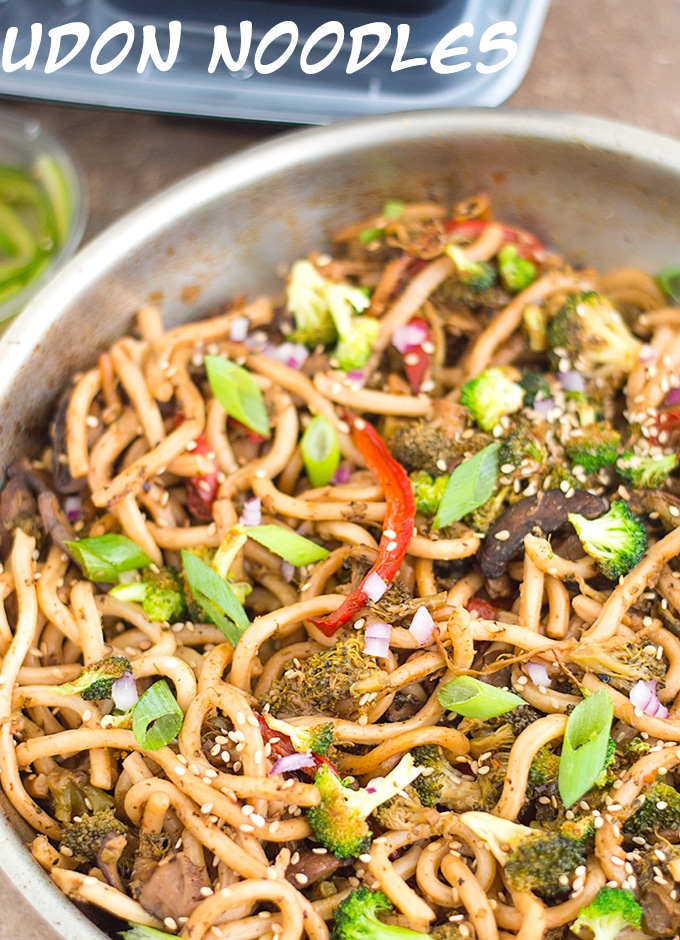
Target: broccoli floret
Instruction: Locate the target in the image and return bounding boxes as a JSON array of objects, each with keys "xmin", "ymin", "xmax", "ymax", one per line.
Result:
[
  {"xmin": 499, "ymin": 420, "xmax": 546, "ymax": 467},
  {"xmin": 460, "ymin": 367, "xmax": 525, "ymax": 432},
  {"xmin": 568, "ymin": 500, "xmax": 647, "ymax": 580},
  {"xmin": 307, "ymin": 754, "xmax": 422, "ymax": 858},
  {"xmin": 264, "ymin": 714, "xmax": 334, "ymax": 755},
  {"xmin": 263, "ymin": 634, "xmax": 386, "ymax": 720},
  {"xmin": 60, "ymin": 807, "xmax": 128, "ymax": 866},
  {"xmin": 518, "ymin": 370, "xmax": 551, "ymax": 408},
  {"xmin": 429, "ymin": 927, "xmax": 470, "ymax": 940},
  {"xmin": 113, "ymin": 566, "xmax": 186, "ymax": 623},
  {"xmin": 623, "ymin": 780, "xmax": 680, "ymax": 835},
  {"xmin": 572, "ymin": 887, "xmax": 642, "ymax": 940},
  {"xmin": 617, "ymin": 451, "xmax": 678, "ymax": 489},
  {"xmin": 330, "ymin": 886, "xmax": 425, "ymax": 940},
  {"xmin": 497, "ymin": 244, "xmax": 537, "ymax": 293},
  {"xmin": 546, "ymin": 291, "xmax": 641, "ymax": 386},
  {"xmin": 389, "ymin": 422, "xmax": 460, "ymax": 476},
  {"xmin": 410, "ymin": 471, "xmax": 449, "ymax": 516},
  {"xmin": 46, "ymin": 768, "xmax": 115, "ymax": 824},
  {"xmin": 370, "ymin": 784, "xmax": 440, "ymax": 831},
  {"xmin": 565, "ymin": 425, "xmax": 621, "ymax": 473},
  {"xmin": 445, "ymin": 244, "xmax": 496, "ymax": 292},
  {"xmin": 460, "ymin": 811, "xmax": 587, "ymax": 899},
  {"xmin": 559, "ymin": 813, "xmax": 596, "ymax": 844},
  {"xmin": 464, "ymin": 486, "xmax": 510, "ymax": 536},
  {"xmin": 411, "ymin": 744, "xmax": 482, "ymax": 812},
  {"xmin": 53, "ymin": 655, "xmax": 132, "ymax": 701},
  {"xmin": 528, "ymin": 746, "xmax": 561, "ymax": 789},
  {"xmin": 286, "ymin": 259, "xmax": 340, "ymax": 348},
  {"xmin": 570, "ymin": 638, "xmax": 666, "ymax": 693},
  {"xmin": 523, "ymin": 303, "xmax": 548, "ymax": 352},
  {"xmin": 331, "ymin": 303, "xmax": 380, "ymax": 373},
  {"xmin": 593, "ymin": 737, "xmax": 617, "ymax": 789}
]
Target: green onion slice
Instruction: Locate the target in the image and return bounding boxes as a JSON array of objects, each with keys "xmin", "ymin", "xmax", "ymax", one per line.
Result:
[
  {"xmin": 109, "ymin": 582, "xmax": 148, "ymax": 603},
  {"xmin": 64, "ymin": 534, "xmax": 151, "ymax": 583},
  {"xmin": 437, "ymin": 675, "xmax": 524, "ymax": 719},
  {"xmin": 132, "ymin": 679, "xmax": 184, "ymax": 751},
  {"xmin": 558, "ymin": 688, "xmax": 614, "ymax": 808},
  {"xmin": 181, "ymin": 550, "xmax": 249, "ymax": 647},
  {"xmin": 119, "ymin": 924, "xmax": 178, "ymax": 940},
  {"xmin": 433, "ymin": 442, "xmax": 501, "ymax": 529},
  {"xmin": 204, "ymin": 355, "xmax": 270, "ymax": 438},
  {"xmin": 656, "ymin": 267, "xmax": 680, "ymax": 306},
  {"xmin": 382, "ymin": 199, "xmax": 405, "ymax": 220},
  {"xmin": 245, "ymin": 524, "xmax": 329, "ymax": 566},
  {"xmin": 300, "ymin": 414, "xmax": 341, "ymax": 488}
]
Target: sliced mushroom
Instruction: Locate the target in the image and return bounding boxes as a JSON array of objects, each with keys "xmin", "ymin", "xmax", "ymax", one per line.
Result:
[
  {"xmin": 37, "ymin": 490, "xmax": 77, "ymax": 553},
  {"xmin": 479, "ymin": 490, "xmax": 607, "ymax": 579},
  {"xmin": 137, "ymin": 852, "xmax": 211, "ymax": 924},
  {"xmin": 641, "ymin": 881, "xmax": 680, "ymax": 937},
  {"xmin": 284, "ymin": 847, "xmax": 345, "ymax": 888},
  {"xmin": 96, "ymin": 831, "xmax": 127, "ymax": 892}
]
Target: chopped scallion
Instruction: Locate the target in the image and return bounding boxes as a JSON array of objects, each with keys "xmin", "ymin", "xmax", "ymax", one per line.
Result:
[
  {"xmin": 300, "ymin": 414, "xmax": 341, "ymax": 488},
  {"xmin": 432, "ymin": 442, "xmax": 501, "ymax": 529},
  {"xmin": 132, "ymin": 679, "xmax": 184, "ymax": 751},
  {"xmin": 245, "ymin": 524, "xmax": 329, "ymax": 566},
  {"xmin": 437, "ymin": 674, "xmax": 524, "ymax": 719},
  {"xmin": 204, "ymin": 355, "xmax": 270, "ymax": 438},
  {"xmin": 64, "ymin": 534, "xmax": 151, "ymax": 583},
  {"xmin": 181, "ymin": 550, "xmax": 249, "ymax": 647},
  {"xmin": 558, "ymin": 688, "xmax": 614, "ymax": 808}
]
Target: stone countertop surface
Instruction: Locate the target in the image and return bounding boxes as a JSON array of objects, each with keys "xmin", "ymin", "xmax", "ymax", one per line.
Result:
[{"xmin": 1, "ymin": 0, "xmax": 678, "ymax": 242}]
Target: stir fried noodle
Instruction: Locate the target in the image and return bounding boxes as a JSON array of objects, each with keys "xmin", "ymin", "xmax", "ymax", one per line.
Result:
[{"xmin": 4, "ymin": 194, "xmax": 680, "ymax": 940}]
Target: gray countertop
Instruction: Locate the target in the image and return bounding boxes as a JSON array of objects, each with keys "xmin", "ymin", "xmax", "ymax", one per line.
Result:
[{"xmin": 1, "ymin": 0, "xmax": 679, "ymax": 242}]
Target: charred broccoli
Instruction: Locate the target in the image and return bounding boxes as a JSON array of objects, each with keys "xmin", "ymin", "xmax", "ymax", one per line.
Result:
[
  {"xmin": 411, "ymin": 744, "xmax": 482, "ymax": 812},
  {"xmin": 264, "ymin": 713, "xmax": 334, "ymax": 755},
  {"xmin": 498, "ymin": 420, "xmax": 546, "ymax": 467},
  {"xmin": 53, "ymin": 655, "xmax": 132, "ymax": 701},
  {"xmin": 410, "ymin": 470, "xmax": 449, "ymax": 516},
  {"xmin": 572, "ymin": 887, "xmax": 642, "ymax": 940},
  {"xmin": 623, "ymin": 780, "xmax": 680, "ymax": 835},
  {"xmin": 564, "ymin": 425, "xmax": 621, "ymax": 473},
  {"xmin": 445, "ymin": 244, "xmax": 496, "ymax": 292},
  {"xmin": 330, "ymin": 886, "xmax": 426, "ymax": 940},
  {"xmin": 568, "ymin": 500, "xmax": 647, "ymax": 580},
  {"xmin": 46, "ymin": 768, "xmax": 115, "ymax": 824},
  {"xmin": 518, "ymin": 370, "xmax": 552, "ymax": 408},
  {"xmin": 388, "ymin": 422, "xmax": 460, "ymax": 476},
  {"xmin": 546, "ymin": 291, "xmax": 641, "ymax": 386},
  {"xmin": 60, "ymin": 807, "xmax": 127, "ymax": 865},
  {"xmin": 497, "ymin": 244, "xmax": 537, "ymax": 293},
  {"xmin": 570, "ymin": 638, "xmax": 666, "ymax": 693},
  {"xmin": 370, "ymin": 784, "xmax": 441, "ymax": 831},
  {"xmin": 617, "ymin": 451, "xmax": 678, "ymax": 489},
  {"xmin": 263, "ymin": 634, "xmax": 386, "ymax": 720},
  {"xmin": 460, "ymin": 811, "xmax": 587, "ymax": 899},
  {"xmin": 307, "ymin": 754, "xmax": 422, "ymax": 858},
  {"xmin": 460, "ymin": 367, "xmax": 525, "ymax": 432},
  {"xmin": 464, "ymin": 485, "xmax": 510, "ymax": 537},
  {"xmin": 528, "ymin": 746, "xmax": 561, "ymax": 789}
]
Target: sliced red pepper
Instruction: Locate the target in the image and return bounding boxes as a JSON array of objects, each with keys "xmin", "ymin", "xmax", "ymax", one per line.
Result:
[
  {"xmin": 186, "ymin": 433, "xmax": 219, "ymax": 522},
  {"xmin": 443, "ymin": 219, "xmax": 545, "ymax": 262},
  {"xmin": 464, "ymin": 596, "xmax": 499, "ymax": 620},
  {"xmin": 310, "ymin": 413, "xmax": 416, "ymax": 637},
  {"xmin": 655, "ymin": 408, "xmax": 680, "ymax": 434},
  {"xmin": 398, "ymin": 316, "xmax": 432, "ymax": 394}
]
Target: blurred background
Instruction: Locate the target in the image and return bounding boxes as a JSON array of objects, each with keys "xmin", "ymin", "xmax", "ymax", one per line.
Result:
[{"xmin": 0, "ymin": 0, "xmax": 678, "ymax": 241}]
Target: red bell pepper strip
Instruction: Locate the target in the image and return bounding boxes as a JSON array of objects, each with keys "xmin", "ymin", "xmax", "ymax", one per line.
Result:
[
  {"xmin": 443, "ymin": 218, "xmax": 545, "ymax": 262},
  {"xmin": 399, "ymin": 316, "xmax": 432, "ymax": 394},
  {"xmin": 310, "ymin": 413, "xmax": 416, "ymax": 637},
  {"xmin": 186, "ymin": 433, "xmax": 219, "ymax": 522}
]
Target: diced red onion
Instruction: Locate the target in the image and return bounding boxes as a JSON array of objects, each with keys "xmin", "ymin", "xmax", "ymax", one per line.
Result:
[
  {"xmin": 408, "ymin": 606, "xmax": 435, "ymax": 646},
  {"xmin": 363, "ymin": 633, "xmax": 390, "ymax": 658},
  {"xmin": 525, "ymin": 661, "xmax": 551, "ymax": 688},
  {"xmin": 558, "ymin": 370, "xmax": 585, "ymax": 394},
  {"xmin": 332, "ymin": 464, "xmax": 352, "ymax": 484},
  {"xmin": 364, "ymin": 572, "xmax": 388, "ymax": 602},
  {"xmin": 629, "ymin": 679, "xmax": 669, "ymax": 719},
  {"xmin": 364, "ymin": 621, "xmax": 392, "ymax": 640},
  {"xmin": 533, "ymin": 397, "xmax": 555, "ymax": 417},
  {"xmin": 347, "ymin": 369, "xmax": 365, "ymax": 384},
  {"xmin": 269, "ymin": 752, "xmax": 316, "ymax": 775},
  {"xmin": 262, "ymin": 341, "xmax": 309, "ymax": 370},
  {"xmin": 664, "ymin": 387, "xmax": 680, "ymax": 407},
  {"xmin": 229, "ymin": 316, "xmax": 249, "ymax": 342},
  {"xmin": 280, "ymin": 560, "xmax": 296, "ymax": 583},
  {"xmin": 638, "ymin": 343, "xmax": 656, "ymax": 362},
  {"xmin": 63, "ymin": 494, "xmax": 82, "ymax": 523},
  {"xmin": 111, "ymin": 671, "xmax": 139, "ymax": 711},
  {"xmin": 392, "ymin": 321, "xmax": 428, "ymax": 354},
  {"xmin": 240, "ymin": 496, "xmax": 262, "ymax": 527}
]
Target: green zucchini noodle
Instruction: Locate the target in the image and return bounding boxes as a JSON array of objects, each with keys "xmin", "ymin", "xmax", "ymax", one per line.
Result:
[{"xmin": 2, "ymin": 193, "xmax": 680, "ymax": 940}]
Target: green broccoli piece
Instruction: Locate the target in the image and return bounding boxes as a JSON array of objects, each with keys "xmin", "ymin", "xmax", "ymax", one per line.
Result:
[
  {"xmin": 60, "ymin": 807, "xmax": 128, "ymax": 865},
  {"xmin": 112, "ymin": 567, "xmax": 186, "ymax": 623},
  {"xmin": 330, "ymin": 886, "xmax": 425, "ymax": 940},
  {"xmin": 523, "ymin": 303, "xmax": 548, "ymax": 352},
  {"xmin": 264, "ymin": 713, "xmax": 334, "ymax": 755},
  {"xmin": 460, "ymin": 811, "xmax": 587, "ymax": 899},
  {"xmin": 572, "ymin": 887, "xmax": 642, "ymax": 940},
  {"xmin": 286, "ymin": 259, "xmax": 340, "ymax": 348},
  {"xmin": 411, "ymin": 744, "xmax": 482, "ymax": 811},
  {"xmin": 593, "ymin": 737, "xmax": 617, "ymax": 788},
  {"xmin": 428, "ymin": 927, "xmax": 469, "ymax": 940},
  {"xmin": 45, "ymin": 768, "xmax": 115, "ymax": 824},
  {"xmin": 445, "ymin": 244, "xmax": 495, "ymax": 292},
  {"xmin": 546, "ymin": 291, "xmax": 641, "ymax": 386},
  {"xmin": 528, "ymin": 746, "xmax": 560, "ymax": 789},
  {"xmin": 52, "ymin": 655, "xmax": 132, "ymax": 701},
  {"xmin": 307, "ymin": 753, "xmax": 422, "ymax": 858},
  {"xmin": 570, "ymin": 639, "xmax": 666, "ymax": 693},
  {"xmin": 617, "ymin": 450, "xmax": 678, "ymax": 489},
  {"xmin": 623, "ymin": 780, "xmax": 680, "ymax": 835},
  {"xmin": 330, "ymin": 307, "xmax": 379, "ymax": 373},
  {"xmin": 370, "ymin": 784, "xmax": 440, "ymax": 831},
  {"xmin": 568, "ymin": 500, "xmax": 647, "ymax": 580},
  {"xmin": 566, "ymin": 391, "xmax": 602, "ymax": 428},
  {"xmin": 499, "ymin": 421, "xmax": 546, "ymax": 467},
  {"xmin": 464, "ymin": 485, "xmax": 510, "ymax": 537},
  {"xmin": 460, "ymin": 367, "xmax": 525, "ymax": 432},
  {"xmin": 497, "ymin": 244, "xmax": 537, "ymax": 293},
  {"xmin": 559, "ymin": 813, "xmax": 596, "ymax": 844},
  {"xmin": 518, "ymin": 370, "xmax": 551, "ymax": 408},
  {"xmin": 565, "ymin": 425, "xmax": 622, "ymax": 473},
  {"xmin": 388, "ymin": 422, "xmax": 461, "ymax": 476},
  {"xmin": 410, "ymin": 471, "xmax": 449, "ymax": 516}
]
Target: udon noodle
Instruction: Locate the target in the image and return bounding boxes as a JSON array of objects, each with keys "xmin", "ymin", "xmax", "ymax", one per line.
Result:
[{"xmin": 2, "ymin": 193, "xmax": 680, "ymax": 940}]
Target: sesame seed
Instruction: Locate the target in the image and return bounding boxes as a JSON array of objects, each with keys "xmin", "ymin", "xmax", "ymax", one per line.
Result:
[{"xmin": 494, "ymin": 530, "xmax": 510, "ymax": 541}]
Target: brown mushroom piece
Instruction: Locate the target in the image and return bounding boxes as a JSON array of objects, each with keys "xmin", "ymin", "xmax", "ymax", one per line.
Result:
[
  {"xmin": 0, "ymin": 474, "xmax": 40, "ymax": 557},
  {"xmin": 137, "ymin": 852, "xmax": 211, "ymax": 924},
  {"xmin": 37, "ymin": 490, "xmax": 77, "ymax": 553},
  {"xmin": 640, "ymin": 881, "xmax": 680, "ymax": 938},
  {"xmin": 96, "ymin": 831, "xmax": 127, "ymax": 892},
  {"xmin": 284, "ymin": 847, "xmax": 345, "ymax": 888},
  {"xmin": 479, "ymin": 490, "xmax": 607, "ymax": 580}
]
